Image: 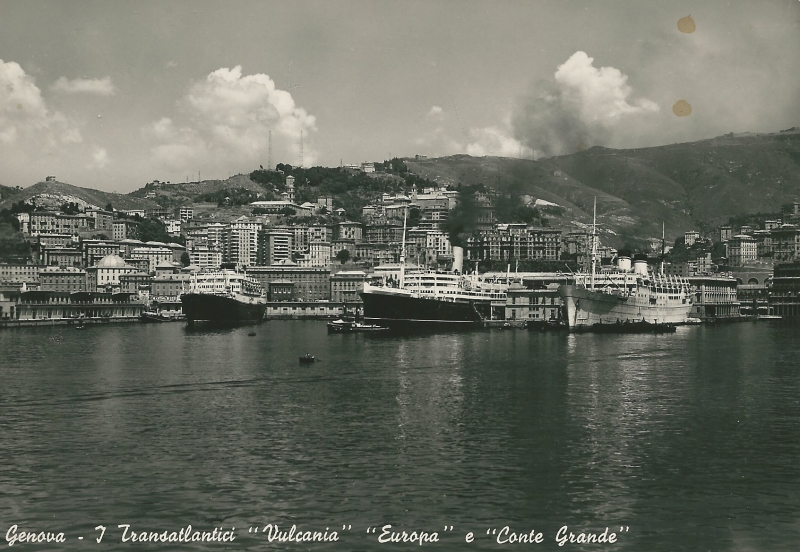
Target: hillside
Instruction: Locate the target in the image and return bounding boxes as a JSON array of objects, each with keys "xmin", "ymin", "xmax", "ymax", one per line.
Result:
[
  {"xmin": 405, "ymin": 129, "xmax": 800, "ymax": 247},
  {"xmin": 127, "ymin": 174, "xmax": 269, "ymax": 208},
  {"xmin": 0, "ymin": 180, "xmax": 159, "ymax": 211}
]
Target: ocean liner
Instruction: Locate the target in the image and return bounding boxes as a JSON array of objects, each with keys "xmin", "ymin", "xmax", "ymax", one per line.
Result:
[
  {"xmin": 558, "ymin": 201, "xmax": 693, "ymax": 330},
  {"xmin": 181, "ymin": 270, "xmax": 267, "ymax": 324},
  {"xmin": 359, "ymin": 206, "xmax": 507, "ymax": 328}
]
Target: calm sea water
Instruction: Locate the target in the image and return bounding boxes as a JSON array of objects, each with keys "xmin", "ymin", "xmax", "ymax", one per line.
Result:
[{"xmin": 0, "ymin": 321, "xmax": 798, "ymax": 550}]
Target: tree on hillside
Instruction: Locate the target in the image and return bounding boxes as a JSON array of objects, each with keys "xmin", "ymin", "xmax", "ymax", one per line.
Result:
[
  {"xmin": 180, "ymin": 252, "xmax": 190, "ymax": 267},
  {"xmin": 105, "ymin": 202, "xmax": 114, "ymax": 212}
]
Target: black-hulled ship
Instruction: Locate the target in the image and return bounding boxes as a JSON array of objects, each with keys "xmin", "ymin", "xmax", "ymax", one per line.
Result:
[
  {"xmin": 360, "ymin": 271, "xmax": 506, "ymax": 328},
  {"xmin": 181, "ymin": 270, "xmax": 267, "ymax": 325}
]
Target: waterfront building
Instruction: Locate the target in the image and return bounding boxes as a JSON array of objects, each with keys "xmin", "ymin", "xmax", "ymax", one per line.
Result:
[
  {"xmin": 3, "ymin": 290, "xmax": 143, "ymax": 321},
  {"xmin": 687, "ymin": 276, "xmax": 740, "ymax": 320},
  {"xmin": 505, "ymin": 284, "xmax": 562, "ymax": 322},
  {"xmin": 150, "ymin": 273, "xmax": 191, "ymax": 299},
  {"xmin": 86, "ymin": 255, "xmax": 137, "ymax": 292},
  {"xmin": 0, "ymin": 264, "xmax": 41, "ymax": 285},
  {"xmin": 39, "ymin": 266, "xmax": 87, "ymax": 293},
  {"xmin": 267, "ymin": 280, "xmax": 295, "ymax": 301},
  {"xmin": 330, "ymin": 270, "xmax": 367, "ymax": 304},
  {"xmin": 247, "ymin": 266, "xmax": 331, "ymax": 301},
  {"xmin": 119, "ymin": 272, "xmax": 152, "ymax": 295},
  {"xmin": 768, "ymin": 261, "xmax": 800, "ymax": 316}
]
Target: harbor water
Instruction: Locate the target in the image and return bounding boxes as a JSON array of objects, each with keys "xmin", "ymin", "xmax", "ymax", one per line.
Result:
[{"xmin": 1, "ymin": 321, "xmax": 798, "ymax": 550}]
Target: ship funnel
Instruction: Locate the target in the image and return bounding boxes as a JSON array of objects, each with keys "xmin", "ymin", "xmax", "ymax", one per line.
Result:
[
  {"xmin": 617, "ymin": 256, "xmax": 632, "ymax": 271},
  {"xmin": 452, "ymin": 246, "xmax": 464, "ymax": 274},
  {"xmin": 633, "ymin": 259, "xmax": 648, "ymax": 276}
]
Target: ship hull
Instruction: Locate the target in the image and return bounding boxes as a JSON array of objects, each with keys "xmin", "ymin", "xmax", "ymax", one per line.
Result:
[
  {"xmin": 181, "ymin": 293, "xmax": 266, "ymax": 324},
  {"xmin": 360, "ymin": 289, "xmax": 490, "ymax": 329},
  {"xmin": 558, "ymin": 285, "xmax": 691, "ymax": 330}
]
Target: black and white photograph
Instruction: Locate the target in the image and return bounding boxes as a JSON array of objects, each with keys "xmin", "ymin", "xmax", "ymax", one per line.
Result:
[{"xmin": 1, "ymin": 1, "xmax": 799, "ymax": 550}]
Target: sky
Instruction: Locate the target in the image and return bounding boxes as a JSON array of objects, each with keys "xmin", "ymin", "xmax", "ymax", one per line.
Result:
[{"xmin": 0, "ymin": 0, "xmax": 799, "ymax": 192}]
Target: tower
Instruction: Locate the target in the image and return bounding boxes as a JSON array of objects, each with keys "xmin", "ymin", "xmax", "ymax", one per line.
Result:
[
  {"xmin": 299, "ymin": 130, "xmax": 304, "ymax": 168},
  {"xmin": 268, "ymin": 130, "xmax": 272, "ymax": 170}
]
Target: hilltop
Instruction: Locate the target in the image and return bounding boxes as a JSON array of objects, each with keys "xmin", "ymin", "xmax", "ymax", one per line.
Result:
[
  {"xmin": 0, "ymin": 180, "xmax": 159, "ymax": 212},
  {"xmin": 406, "ymin": 129, "xmax": 800, "ymax": 247}
]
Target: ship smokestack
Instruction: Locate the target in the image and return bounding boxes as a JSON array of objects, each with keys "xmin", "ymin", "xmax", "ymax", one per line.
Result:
[
  {"xmin": 633, "ymin": 259, "xmax": 648, "ymax": 276},
  {"xmin": 617, "ymin": 255, "xmax": 631, "ymax": 271},
  {"xmin": 452, "ymin": 246, "xmax": 464, "ymax": 274}
]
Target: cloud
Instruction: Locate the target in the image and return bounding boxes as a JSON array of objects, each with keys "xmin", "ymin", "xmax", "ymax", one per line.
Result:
[
  {"xmin": 426, "ymin": 105, "xmax": 444, "ymax": 121},
  {"xmin": 0, "ymin": 59, "xmax": 82, "ymax": 150},
  {"xmin": 514, "ymin": 51, "xmax": 659, "ymax": 156},
  {"xmin": 465, "ymin": 126, "xmax": 535, "ymax": 158},
  {"xmin": 52, "ymin": 76, "xmax": 116, "ymax": 96},
  {"xmin": 146, "ymin": 65, "xmax": 317, "ymax": 175},
  {"xmin": 88, "ymin": 147, "xmax": 109, "ymax": 169}
]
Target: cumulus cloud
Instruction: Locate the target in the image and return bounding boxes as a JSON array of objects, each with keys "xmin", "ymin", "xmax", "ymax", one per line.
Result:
[
  {"xmin": 88, "ymin": 147, "xmax": 109, "ymax": 169},
  {"xmin": 514, "ymin": 51, "xmax": 659, "ymax": 156},
  {"xmin": 426, "ymin": 105, "xmax": 444, "ymax": 121},
  {"xmin": 0, "ymin": 59, "xmax": 82, "ymax": 151},
  {"xmin": 145, "ymin": 66, "xmax": 317, "ymax": 175},
  {"xmin": 52, "ymin": 76, "xmax": 116, "ymax": 96},
  {"xmin": 465, "ymin": 125, "xmax": 535, "ymax": 158}
]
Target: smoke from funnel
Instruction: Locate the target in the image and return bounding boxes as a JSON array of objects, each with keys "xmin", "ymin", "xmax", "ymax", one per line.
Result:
[{"xmin": 513, "ymin": 51, "xmax": 659, "ymax": 156}]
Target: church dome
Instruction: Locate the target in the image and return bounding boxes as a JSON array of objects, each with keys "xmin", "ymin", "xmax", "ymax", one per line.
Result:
[{"xmin": 96, "ymin": 254, "xmax": 129, "ymax": 268}]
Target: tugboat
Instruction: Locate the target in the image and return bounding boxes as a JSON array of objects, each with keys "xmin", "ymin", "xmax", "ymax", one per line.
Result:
[
  {"xmin": 299, "ymin": 353, "xmax": 316, "ymax": 364},
  {"xmin": 327, "ymin": 305, "xmax": 389, "ymax": 333}
]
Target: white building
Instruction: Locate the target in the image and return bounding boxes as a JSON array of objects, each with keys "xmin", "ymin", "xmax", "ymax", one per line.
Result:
[{"xmin": 130, "ymin": 247, "xmax": 173, "ymax": 273}]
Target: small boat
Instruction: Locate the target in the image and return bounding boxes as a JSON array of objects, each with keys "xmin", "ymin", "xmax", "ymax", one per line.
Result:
[
  {"xmin": 327, "ymin": 319, "xmax": 389, "ymax": 333},
  {"xmin": 299, "ymin": 354, "xmax": 316, "ymax": 364},
  {"xmin": 583, "ymin": 320, "xmax": 677, "ymax": 334},
  {"xmin": 501, "ymin": 322, "xmax": 513, "ymax": 330}
]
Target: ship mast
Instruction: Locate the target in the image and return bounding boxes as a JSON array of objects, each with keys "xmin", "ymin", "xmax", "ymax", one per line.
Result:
[
  {"xmin": 399, "ymin": 204, "xmax": 407, "ymax": 289},
  {"xmin": 660, "ymin": 222, "xmax": 665, "ymax": 276},
  {"xmin": 590, "ymin": 196, "xmax": 597, "ymax": 290}
]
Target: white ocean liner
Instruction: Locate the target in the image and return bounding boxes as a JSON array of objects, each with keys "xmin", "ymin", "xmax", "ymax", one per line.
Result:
[{"xmin": 557, "ymin": 200, "xmax": 693, "ymax": 330}]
